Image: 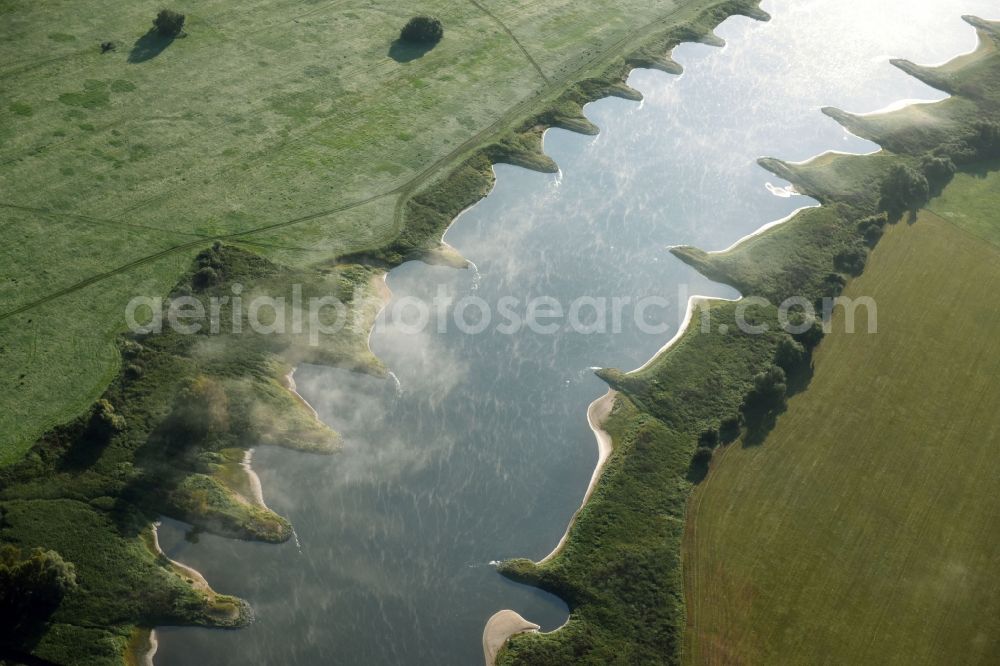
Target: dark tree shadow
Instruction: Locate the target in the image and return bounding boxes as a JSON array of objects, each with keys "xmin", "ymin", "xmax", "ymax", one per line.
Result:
[
  {"xmin": 686, "ymin": 457, "xmax": 710, "ymax": 484},
  {"xmin": 388, "ymin": 39, "xmax": 435, "ymax": 63},
  {"xmin": 0, "ymin": 642, "xmax": 62, "ymax": 664},
  {"xmin": 741, "ymin": 407, "xmax": 783, "ymax": 447},
  {"xmin": 966, "ymin": 157, "xmax": 1000, "ymax": 178},
  {"xmin": 785, "ymin": 359, "xmax": 815, "ymax": 397},
  {"xmin": 128, "ymin": 29, "xmax": 175, "ymax": 63},
  {"xmin": 57, "ymin": 431, "xmax": 110, "ymax": 471}
]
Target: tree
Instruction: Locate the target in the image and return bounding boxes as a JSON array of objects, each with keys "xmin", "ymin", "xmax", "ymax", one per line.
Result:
[
  {"xmin": 878, "ymin": 164, "xmax": 929, "ymax": 218},
  {"xmin": 400, "ymin": 16, "xmax": 443, "ymax": 45},
  {"xmin": 154, "ymin": 9, "xmax": 186, "ymax": 37},
  {"xmin": 691, "ymin": 446, "xmax": 714, "ymax": 468},
  {"xmin": 719, "ymin": 414, "xmax": 742, "ymax": 443},
  {"xmin": 792, "ymin": 319, "xmax": 825, "ymax": 351},
  {"xmin": 833, "ymin": 245, "xmax": 867, "ymax": 276},
  {"xmin": 973, "ymin": 120, "xmax": 1000, "ymax": 159},
  {"xmin": 166, "ymin": 376, "xmax": 230, "ymax": 445},
  {"xmin": 697, "ymin": 428, "xmax": 719, "ymax": 449},
  {"xmin": 857, "ymin": 213, "xmax": 887, "ymax": 247},
  {"xmin": 0, "ymin": 545, "xmax": 77, "ymax": 638},
  {"xmin": 193, "ymin": 266, "xmax": 218, "ymax": 290},
  {"xmin": 743, "ymin": 365, "xmax": 788, "ymax": 415},
  {"xmin": 774, "ymin": 335, "xmax": 806, "ymax": 373},
  {"xmin": 821, "ymin": 272, "xmax": 847, "ymax": 298},
  {"xmin": 920, "ymin": 154, "xmax": 956, "ymax": 195},
  {"xmin": 89, "ymin": 399, "xmax": 126, "ymax": 440}
]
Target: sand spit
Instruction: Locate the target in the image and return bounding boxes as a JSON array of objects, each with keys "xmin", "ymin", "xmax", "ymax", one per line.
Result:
[
  {"xmin": 240, "ymin": 448, "xmax": 268, "ymax": 508},
  {"xmin": 482, "ymin": 610, "xmax": 540, "ymax": 665}
]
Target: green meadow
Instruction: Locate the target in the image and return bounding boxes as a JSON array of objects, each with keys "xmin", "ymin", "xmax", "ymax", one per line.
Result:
[
  {"xmin": 926, "ymin": 159, "xmax": 1000, "ymax": 246},
  {"xmin": 0, "ymin": 0, "xmax": 765, "ymax": 458}
]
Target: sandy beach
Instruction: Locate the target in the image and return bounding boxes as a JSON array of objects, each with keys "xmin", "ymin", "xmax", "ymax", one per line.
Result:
[
  {"xmin": 482, "ymin": 610, "xmax": 540, "ymax": 665},
  {"xmin": 150, "ymin": 521, "xmax": 213, "ymax": 594},
  {"xmin": 128, "ymin": 628, "xmax": 158, "ymax": 666},
  {"xmin": 706, "ymin": 204, "xmax": 819, "ymax": 256},
  {"xmin": 240, "ymin": 449, "xmax": 268, "ymax": 508},
  {"xmin": 537, "ymin": 388, "xmax": 616, "ymax": 565},
  {"xmin": 365, "ymin": 271, "xmax": 393, "ymax": 362}
]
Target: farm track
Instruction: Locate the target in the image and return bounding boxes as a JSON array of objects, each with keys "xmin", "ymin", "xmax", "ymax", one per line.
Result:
[{"xmin": 463, "ymin": 0, "xmax": 551, "ymax": 83}]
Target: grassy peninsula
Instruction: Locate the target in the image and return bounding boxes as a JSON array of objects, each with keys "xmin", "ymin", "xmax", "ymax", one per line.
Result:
[
  {"xmin": 0, "ymin": 0, "xmax": 775, "ymax": 662},
  {"xmin": 495, "ymin": 15, "xmax": 1000, "ymax": 666}
]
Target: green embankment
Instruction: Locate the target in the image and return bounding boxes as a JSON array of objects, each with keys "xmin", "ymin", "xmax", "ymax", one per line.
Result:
[
  {"xmin": 0, "ymin": 0, "xmax": 777, "ymax": 661},
  {"xmin": 684, "ymin": 205, "xmax": 1000, "ymax": 665},
  {"xmin": 497, "ymin": 16, "xmax": 1000, "ymax": 665}
]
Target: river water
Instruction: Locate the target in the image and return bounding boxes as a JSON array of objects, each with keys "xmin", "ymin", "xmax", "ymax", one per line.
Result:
[{"xmin": 154, "ymin": 1, "xmax": 994, "ymax": 663}]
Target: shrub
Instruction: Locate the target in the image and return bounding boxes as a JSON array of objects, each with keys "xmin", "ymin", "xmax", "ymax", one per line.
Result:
[
  {"xmin": 400, "ymin": 16, "xmax": 443, "ymax": 45},
  {"xmin": 154, "ymin": 9, "xmax": 186, "ymax": 37}
]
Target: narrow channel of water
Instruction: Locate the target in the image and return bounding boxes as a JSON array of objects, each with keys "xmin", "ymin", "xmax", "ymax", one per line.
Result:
[{"xmin": 154, "ymin": 1, "xmax": 994, "ymax": 663}]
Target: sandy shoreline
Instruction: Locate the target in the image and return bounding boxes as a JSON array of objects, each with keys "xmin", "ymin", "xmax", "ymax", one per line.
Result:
[
  {"xmin": 139, "ymin": 629, "xmax": 158, "ymax": 666},
  {"xmin": 847, "ymin": 96, "xmax": 943, "ymax": 117},
  {"xmin": 365, "ymin": 271, "xmax": 393, "ymax": 363},
  {"xmin": 482, "ymin": 610, "xmax": 540, "ymax": 665},
  {"xmin": 240, "ymin": 448, "xmax": 268, "ymax": 509},
  {"xmin": 151, "ymin": 521, "xmax": 213, "ymax": 593},
  {"xmin": 706, "ymin": 204, "xmax": 819, "ymax": 256},
  {"xmin": 536, "ymin": 389, "xmax": 616, "ymax": 565},
  {"xmin": 144, "ymin": 523, "xmax": 211, "ymax": 661},
  {"xmin": 283, "ymin": 368, "xmax": 320, "ymax": 422}
]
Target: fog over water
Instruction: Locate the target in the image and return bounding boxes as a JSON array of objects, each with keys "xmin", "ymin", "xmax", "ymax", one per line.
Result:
[{"xmin": 154, "ymin": 1, "xmax": 996, "ymax": 663}]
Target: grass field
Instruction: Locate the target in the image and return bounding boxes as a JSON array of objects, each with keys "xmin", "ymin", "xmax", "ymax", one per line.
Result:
[
  {"xmin": 0, "ymin": 0, "xmax": 765, "ymax": 459},
  {"xmin": 683, "ymin": 201, "xmax": 1000, "ymax": 664},
  {"xmin": 927, "ymin": 159, "xmax": 1000, "ymax": 246}
]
